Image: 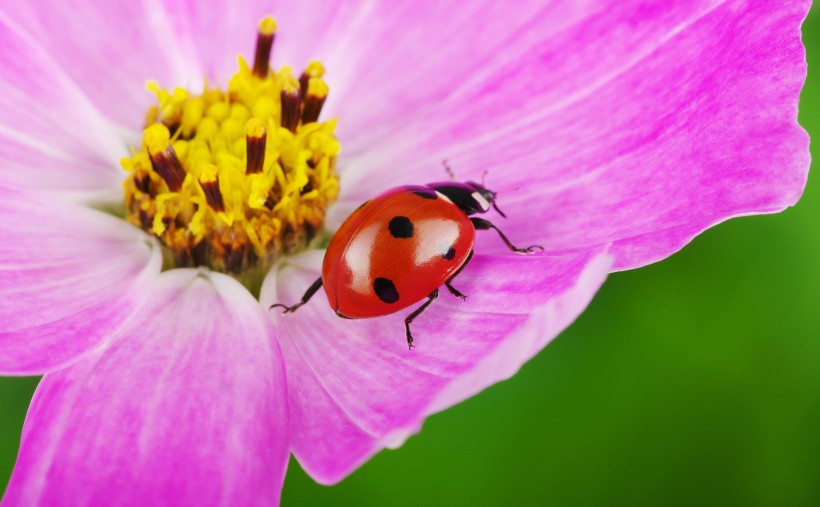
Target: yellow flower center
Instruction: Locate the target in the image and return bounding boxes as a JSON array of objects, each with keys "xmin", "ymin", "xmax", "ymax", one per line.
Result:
[{"xmin": 121, "ymin": 16, "xmax": 339, "ymax": 287}]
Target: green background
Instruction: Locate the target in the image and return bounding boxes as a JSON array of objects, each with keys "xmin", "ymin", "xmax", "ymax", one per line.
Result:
[{"xmin": 2, "ymin": 8, "xmax": 819, "ymax": 507}]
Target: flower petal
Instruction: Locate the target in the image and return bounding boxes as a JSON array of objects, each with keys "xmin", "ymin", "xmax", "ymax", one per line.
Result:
[
  {"xmin": 155, "ymin": 0, "xmax": 373, "ymax": 87},
  {"xmin": 326, "ymin": 0, "xmax": 597, "ymax": 147},
  {"xmin": 0, "ymin": 187, "xmax": 160, "ymax": 375},
  {"xmin": 333, "ymin": 0, "xmax": 810, "ymax": 270},
  {"xmin": 3, "ymin": 270, "xmax": 289, "ymax": 506},
  {"xmin": 0, "ymin": 10, "xmax": 142, "ymax": 198},
  {"xmin": 0, "ymin": 2, "xmax": 197, "ymax": 130},
  {"xmin": 1, "ymin": 0, "xmax": 377, "ymax": 128},
  {"xmin": 261, "ymin": 248, "xmax": 611, "ymax": 484}
]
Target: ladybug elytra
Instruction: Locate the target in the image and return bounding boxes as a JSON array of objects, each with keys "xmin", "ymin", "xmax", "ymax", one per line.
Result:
[{"xmin": 271, "ymin": 179, "xmax": 542, "ymax": 349}]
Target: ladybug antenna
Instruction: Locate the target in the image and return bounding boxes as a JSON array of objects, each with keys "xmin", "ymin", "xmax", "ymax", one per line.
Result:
[
  {"xmin": 492, "ymin": 199, "xmax": 507, "ymax": 219},
  {"xmin": 442, "ymin": 160, "xmax": 456, "ymax": 181},
  {"xmin": 478, "ymin": 170, "xmax": 505, "ymax": 218}
]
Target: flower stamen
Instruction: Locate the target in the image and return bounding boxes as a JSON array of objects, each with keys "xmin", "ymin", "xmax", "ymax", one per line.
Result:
[
  {"xmin": 302, "ymin": 77, "xmax": 329, "ymax": 125},
  {"xmin": 144, "ymin": 123, "xmax": 186, "ymax": 192},
  {"xmin": 299, "ymin": 60, "xmax": 326, "ymax": 97},
  {"xmin": 280, "ymin": 72, "xmax": 301, "ymax": 133},
  {"xmin": 253, "ymin": 16, "xmax": 277, "ymax": 78},
  {"xmin": 245, "ymin": 118, "xmax": 267, "ymax": 175},
  {"xmin": 198, "ymin": 165, "xmax": 226, "ymax": 212},
  {"xmin": 121, "ymin": 16, "xmax": 340, "ymax": 281}
]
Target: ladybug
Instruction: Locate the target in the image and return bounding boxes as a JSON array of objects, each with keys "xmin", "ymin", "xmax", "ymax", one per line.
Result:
[{"xmin": 271, "ymin": 179, "xmax": 543, "ymax": 349}]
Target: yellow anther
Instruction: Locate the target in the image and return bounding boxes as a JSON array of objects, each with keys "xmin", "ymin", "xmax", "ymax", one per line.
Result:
[
  {"xmin": 258, "ymin": 16, "xmax": 277, "ymax": 35},
  {"xmin": 304, "ymin": 60, "xmax": 325, "ymax": 78},
  {"xmin": 246, "ymin": 118, "xmax": 266, "ymax": 139},
  {"xmin": 300, "ymin": 60, "xmax": 326, "ymax": 97},
  {"xmin": 307, "ymin": 77, "xmax": 329, "ymax": 98},
  {"xmin": 144, "ymin": 123, "xmax": 171, "ymax": 154},
  {"xmin": 199, "ymin": 163, "xmax": 219, "ymax": 183},
  {"xmin": 279, "ymin": 70, "xmax": 300, "ymax": 94}
]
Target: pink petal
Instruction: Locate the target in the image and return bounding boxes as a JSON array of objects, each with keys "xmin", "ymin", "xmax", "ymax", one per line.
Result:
[
  {"xmin": 261, "ymin": 249, "xmax": 612, "ymax": 484},
  {"xmin": 1, "ymin": 0, "xmax": 376, "ymax": 130},
  {"xmin": 0, "ymin": 187, "xmax": 160, "ymax": 375},
  {"xmin": 0, "ymin": 2, "xmax": 197, "ymax": 130},
  {"xmin": 325, "ymin": 0, "xmax": 595, "ymax": 147},
  {"xmin": 156, "ymin": 0, "xmax": 375, "ymax": 88},
  {"xmin": 0, "ymin": 10, "xmax": 138, "ymax": 197},
  {"xmin": 332, "ymin": 0, "xmax": 810, "ymax": 270},
  {"xmin": 3, "ymin": 270, "xmax": 289, "ymax": 506}
]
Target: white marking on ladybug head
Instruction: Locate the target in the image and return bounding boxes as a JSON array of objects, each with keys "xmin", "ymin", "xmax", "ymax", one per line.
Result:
[
  {"xmin": 472, "ymin": 191, "xmax": 491, "ymax": 212},
  {"xmin": 435, "ymin": 191, "xmax": 453, "ymax": 203}
]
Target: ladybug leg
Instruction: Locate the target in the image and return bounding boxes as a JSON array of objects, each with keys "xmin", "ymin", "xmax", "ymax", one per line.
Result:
[
  {"xmin": 404, "ymin": 289, "xmax": 439, "ymax": 350},
  {"xmin": 470, "ymin": 218, "xmax": 544, "ymax": 254},
  {"xmin": 269, "ymin": 276, "xmax": 323, "ymax": 314},
  {"xmin": 444, "ymin": 282, "xmax": 466, "ymax": 300},
  {"xmin": 444, "ymin": 249, "xmax": 474, "ymax": 300}
]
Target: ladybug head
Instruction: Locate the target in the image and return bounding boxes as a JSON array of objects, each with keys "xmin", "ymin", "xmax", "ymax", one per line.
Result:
[
  {"xmin": 465, "ymin": 181, "xmax": 507, "ymax": 218},
  {"xmin": 426, "ymin": 180, "xmax": 507, "ymax": 217}
]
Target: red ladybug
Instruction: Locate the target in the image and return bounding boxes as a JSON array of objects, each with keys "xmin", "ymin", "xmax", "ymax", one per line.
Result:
[{"xmin": 271, "ymin": 179, "xmax": 542, "ymax": 348}]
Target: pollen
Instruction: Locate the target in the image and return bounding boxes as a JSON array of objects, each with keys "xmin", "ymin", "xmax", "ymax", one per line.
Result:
[{"xmin": 122, "ymin": 16, "xmax": 340, "ymax": 278}]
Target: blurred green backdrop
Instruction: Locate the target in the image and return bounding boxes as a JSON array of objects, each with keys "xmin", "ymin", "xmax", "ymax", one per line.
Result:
[{"xmin": 2, "ymin": 8, "xmax": 819, "ymax": 507}]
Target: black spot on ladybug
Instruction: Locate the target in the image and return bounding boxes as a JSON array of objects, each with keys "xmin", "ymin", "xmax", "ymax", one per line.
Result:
[
  {"xmin": 442, "ymin": 246, "xmax": 456, "ymax": 260},
  {"xmin": 413, "ymin": 189, "xmax": 438, "ymax": 200},
  {"xmin": 373, "ymin": 277, "xmax": 400, "ymax": 304},
  {"xmin": 388, "ymin": 216, "xmax": 414, "ymax": 238}
]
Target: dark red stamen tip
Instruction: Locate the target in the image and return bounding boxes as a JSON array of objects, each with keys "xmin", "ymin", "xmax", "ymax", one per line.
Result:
[
  {"xmin": 301, "ymin": 78, "xmax": 329, "ymax": 125},
  {"xmin": 280, "ymin": 88, "xmax": 301, "ymax": 133},
  {"xmin": 149, "ymin": 147, "xmax": 186, "ymax": 192},
  {"xmin": 199, "ymin": 172, "xmax": 225, "ymax": 212},
  {"xmin": 246, "ymin": 119, "xmax": 267, "ymax": 174}
]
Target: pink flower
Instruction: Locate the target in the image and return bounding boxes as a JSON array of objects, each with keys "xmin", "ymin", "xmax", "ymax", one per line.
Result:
[{"xmin": 0, "ymin": 1, "xmax": 810, "ymax": 505}]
